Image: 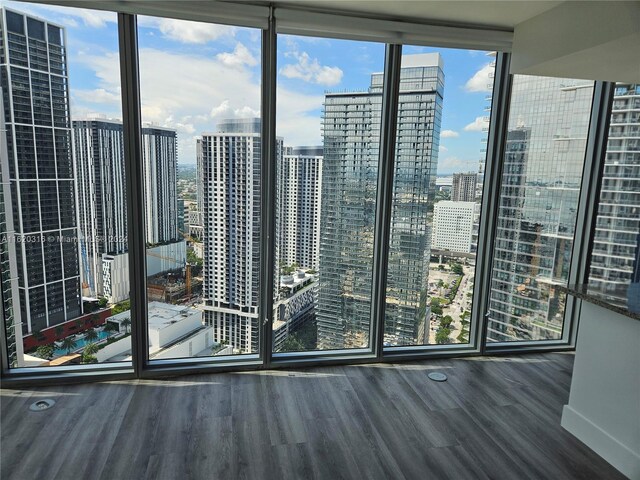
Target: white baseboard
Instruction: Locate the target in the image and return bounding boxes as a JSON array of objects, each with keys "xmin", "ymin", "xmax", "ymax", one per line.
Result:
[{"xmin": 562, "ymin": 405, "xmax": 640, "ymax": 479}]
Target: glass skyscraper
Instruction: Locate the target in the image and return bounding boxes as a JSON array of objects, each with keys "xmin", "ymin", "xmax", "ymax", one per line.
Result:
[
  {"xmin": 589, "ymin": 83, "xmax": 640, "ymax": 295},
  {"xmin": 317, "ymin": 53, "xmax": 444, "ymax": 349},
  {"xmin": 487, "ymin": 75, "xmax": 594, "ymax": 342},
  {"xmin": 0, "ymin": 8, "xmax": 82, "ymax": 337}
]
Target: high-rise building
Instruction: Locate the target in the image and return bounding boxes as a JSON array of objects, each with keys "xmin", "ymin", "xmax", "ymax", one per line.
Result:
[
  {"xmin": 431, "ymin": 201, "xmax": 475, "ymax": 254},
  {"xmin": 73, "ymin": 118, "xmax": 126, "ymax": 296},
  {"xmin": 278, "ymin": 146, "xmax": 322, "ymax": 270},
  {"xmin": 317, "ymin": 53, "xmax": 444, "ymax": 348},
  {"xmin": 0, "ymin": 8, "xmax": 83, "ymax": 336},
  {"xmin": 200, "ymin": 118, "xmax": 282, "ymax": 353},
  {"xmin": 451, "ymin": 172, "xmax": 478, "ymax": 202},
  {"xmin": 142, "ymin": 126, "xmax": 179, "ymax": 245},
  {"xmin": 589, "ymin": 83, "xmax": 640, "ymax": 294},
  {"xmin": 0, "ymin": 107, "xmax": 23, "ymax": 367},
  {"xmin": 191, "ymin": 138, "xmax": 204, "ymax": 240},
  {"xmin": 74, "ymin": 120, "xmax": 183, "ymax": 301},
  {"xmin": 487, "ymin": 76, "xmax": 594, "ymax": 342}
]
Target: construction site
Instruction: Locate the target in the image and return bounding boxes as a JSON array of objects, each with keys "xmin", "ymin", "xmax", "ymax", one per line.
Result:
[
  {"xmin": 146, "ymin": 248, "xmax": 203, "ymax": 304},
  {"xmin": 147, "ymin": 267, "xmax": 202, "ymax": 304}
]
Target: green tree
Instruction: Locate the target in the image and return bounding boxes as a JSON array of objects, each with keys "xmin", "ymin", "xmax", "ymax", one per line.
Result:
[
  {"xmin": 431, "ymin": 304, "xmax": 443, "ymax": 316},
  {"xmin": 97, "ymin": 297, "xmax": 108, "ymax": 308},
  {"xmin": 84, "ymin": 328, "xmax": 99, "ymax": 343},
  {"xmin": 440, "ymin": 315, "xmax": 453, "ymax": 329},
  {"xmin": 437, "ymin": 279, "xmax": 444, "ymax": 288},
  {"xmin": 120, "ymin": 318, "xmax": 131, "ymax": 333},
  {"xmin": 61, "ymin": 336, "xmax": 78, "ymax": 355},
  {"xmin": 81, "ymin": 343, "xmax": 98, "ymax": 364},
  {"xmin": 32, "ymin": 329, "xmax": 46, "ymax": 342},
  {"xmin": 187, "ymin": 249, "xmax": 203, "ymax": 266},
  {"xmin": 35, "ymin": 344, "xmax": 54, "ymax": 360},
  {"xmin": 435, "ymin": 328, "xmax": 451, "ymax": 345},
  {"xmin": 112, "ymin": 300, "xmax": 131, "ymax": 315},
  {"xmin": 83, "ymin": 342, "xmax": 99, "ymax": 356},
  {"xmin": 450, "ymin": 263, "xmax": 464, "ymax": 275},
  {"xmin": 279, "ymin": 335, "xmax": 305, "ymax": 353},
  {"xmin": 54, "ymin": 325, "xmax": 64, "ymax": 338},
  {"xmin": 103, "ymin": 322, "xmax": 117, "ymax": 332}
]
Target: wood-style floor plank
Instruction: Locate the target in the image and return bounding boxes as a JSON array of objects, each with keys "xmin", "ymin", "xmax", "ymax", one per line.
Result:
[{"xmin": 0, "ymin": 353, "xmax": 627, "ymax": 480}]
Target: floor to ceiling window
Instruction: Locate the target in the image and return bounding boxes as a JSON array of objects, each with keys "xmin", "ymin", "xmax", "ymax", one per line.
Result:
[
  {"xmin": 137, "ymin": 16, "xmax": 263, "ymax": 360},
  {"xmin": 0, "ymin": 4, "xmax": 128, "ymax": 368},
  {"xmin": 272, "ymin": 35, "xmax": 385, "ymax": 354},
  {"xmin": 486, "ymin": 75, "xmax": 595, "ymax": 343},
  {"xmin": 1, "ymin": 1, "xmax": 632, "ymax": 380},
  {"xmin": 383, "ymin": 47, "xmax": 495, "ymax": 349},
  {"xmin": 588, "ymin": 83, "xmax": 640, "ymax": 298}
]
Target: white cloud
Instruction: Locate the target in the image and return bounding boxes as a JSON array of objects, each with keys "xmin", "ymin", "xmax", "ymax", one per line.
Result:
[
  {"xmin": 276, "ymin": 88, "xmax": 324, "ymax": 146},
  {"xmin": 280, "ymin": 51, "xmax": 343, "ymax": 87},
  {"xmin": 60, "ymin": 17, "xmax": 79, "ymax": 28},
  {"xmin": 464, "ymin": 62, "xmax": 494, "ymax": 93},
  {"xmin": 210, "ymin": 100, "xmax": 259, "ymax": 120},
  {"xmin": 440, "ymin": 129, "xmax": 459, "ymax": 138},
  {"xmin": 437, "ymin": 156, "xmax": 477, "ymax": 174},
  {"xmin": 149, "ymin": 17, "xmax": 236, "ymax": 44},
  {"xmin": 439, "ymin": 145, "xmax": 448, "ymax": 153},
  {"xmin": 75, "ymin": 9, "xmax": 113, "ymax": 28},
  {"xmin": 73, "ymin": 46, "xmax": 324, "ymax": 162},
  {"xmin": 175, "ymin": 123, "xmax": 196, "ymax": 135},
  {"xmin": 0, "ymin": 2, "xmax": 116, "ymax": 28},
  {"xmin": 464, "ymin": 116, "xmax": 489, "ymax": 132},
  {"xmin": 216, "ymin": 43, "xmax": 258, "ymax": 68},
  {"xmin": 74, "ymin": 88, "xmax": 121, "ymax": 105}
]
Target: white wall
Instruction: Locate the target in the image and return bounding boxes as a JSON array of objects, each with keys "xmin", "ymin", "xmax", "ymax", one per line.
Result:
[
  {"xmin": 101, "ymin": 240, "xmax": 187, "ymax": 303},
  {"xmin": 561, "ymin": 301, "xmax": 640, "ymax": 478},
  {"xmin": 512, "ymin": 1, "xmax": 640, "ymax": 83},
  {"xmin": 149, "ymin": 309, "xmax": 202, "ymax": 349},
  {"xmin": 96, "ymin": 336, "xmax": 131, "ymax": 362},
  {"xmin": 151, "ymin": 326, "xmax": 215, "ymax": 359}
]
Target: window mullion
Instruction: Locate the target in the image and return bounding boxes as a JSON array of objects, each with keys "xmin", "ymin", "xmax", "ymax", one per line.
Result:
[
  {"xmin": 564, "ymin": 81, "xmax": 615, "ymax": 345},
  {"xmin": 260, "ymin": 8, "xmax": 277, "ymax": 368},
  {"xmin": 118, "ymin": 13, "xmax": 148, "ymax": 377},
  {"xmin": 475, "ymin": 52, "xmax": 512, "ymax": 354},
  {"xmin": 371, "ymin": 43, "xmax": 402, "ymax": 360}
]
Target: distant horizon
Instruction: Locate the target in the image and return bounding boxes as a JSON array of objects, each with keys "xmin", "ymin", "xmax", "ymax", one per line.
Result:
[{"xmin": 177, "ymin": 162, "xmax": 478, "ymax": 177}]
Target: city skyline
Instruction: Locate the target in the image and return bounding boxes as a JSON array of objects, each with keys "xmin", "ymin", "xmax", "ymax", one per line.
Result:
[
  {"xmin": 0, "ymin": 0, "xmax": 493, "ymax": 174},
  {"xmin": 0, "ymin": 3, "xmax": 637, "ymax": 367}
]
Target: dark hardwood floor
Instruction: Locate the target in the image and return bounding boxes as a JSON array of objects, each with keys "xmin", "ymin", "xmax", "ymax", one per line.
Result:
[{"xmin": 0, "ymin": 353, "xmax": 625, "ymax": 479}]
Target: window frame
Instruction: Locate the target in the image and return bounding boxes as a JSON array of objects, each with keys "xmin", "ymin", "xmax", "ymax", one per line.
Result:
[{"xmin": 0, "ymin": 3, "xmax": 616, "ymax": 384}]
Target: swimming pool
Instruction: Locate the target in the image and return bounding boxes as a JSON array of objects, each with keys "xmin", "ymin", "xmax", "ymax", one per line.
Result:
[{"xmin": 53, "ymin": 330, "xmax": 113, "ymax": 357}]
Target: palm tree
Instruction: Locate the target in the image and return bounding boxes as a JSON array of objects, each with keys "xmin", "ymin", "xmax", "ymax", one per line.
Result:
[
  {"xmin": 120, "ymin": 318, "xmax": 131, "ymax": 333},
  {"xmin": 84, "ymin": 328, "xmax": 99, "ymax": 343},
  {"xmin": 61, "ymin": 336, "xmax": 78, "ymax": 355},
  {"xmin": 82, "ymin": 342, "xmax": 99, "ymax": 364},
  {"xmin": 103, "ymin": 322, "xmax": 116, "ymax": 333},
  {"xmin": 54, "ymin": 325, "xmax": 64, "ymax": 338},
  {"xmin": 32, "ymin": 329, "xmax": 46, "ymax": 342},
  {"xmin": 35, "ymin": 344, "xmax": 54, "ymax": 360},
  {"xmin": 83, "ymin": 342, "xmax": 99, "ymax": 356}
]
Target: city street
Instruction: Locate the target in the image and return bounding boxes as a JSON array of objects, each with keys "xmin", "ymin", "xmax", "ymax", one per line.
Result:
[{"xmin": 428, "ymin": 262, "xmax": 475, "ymax": 344}]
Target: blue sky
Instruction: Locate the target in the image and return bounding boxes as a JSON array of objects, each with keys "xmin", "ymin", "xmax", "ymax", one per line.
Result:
[{"xmin": 2, "ymin": 1, "xmax": 494, "ymax": 174}]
